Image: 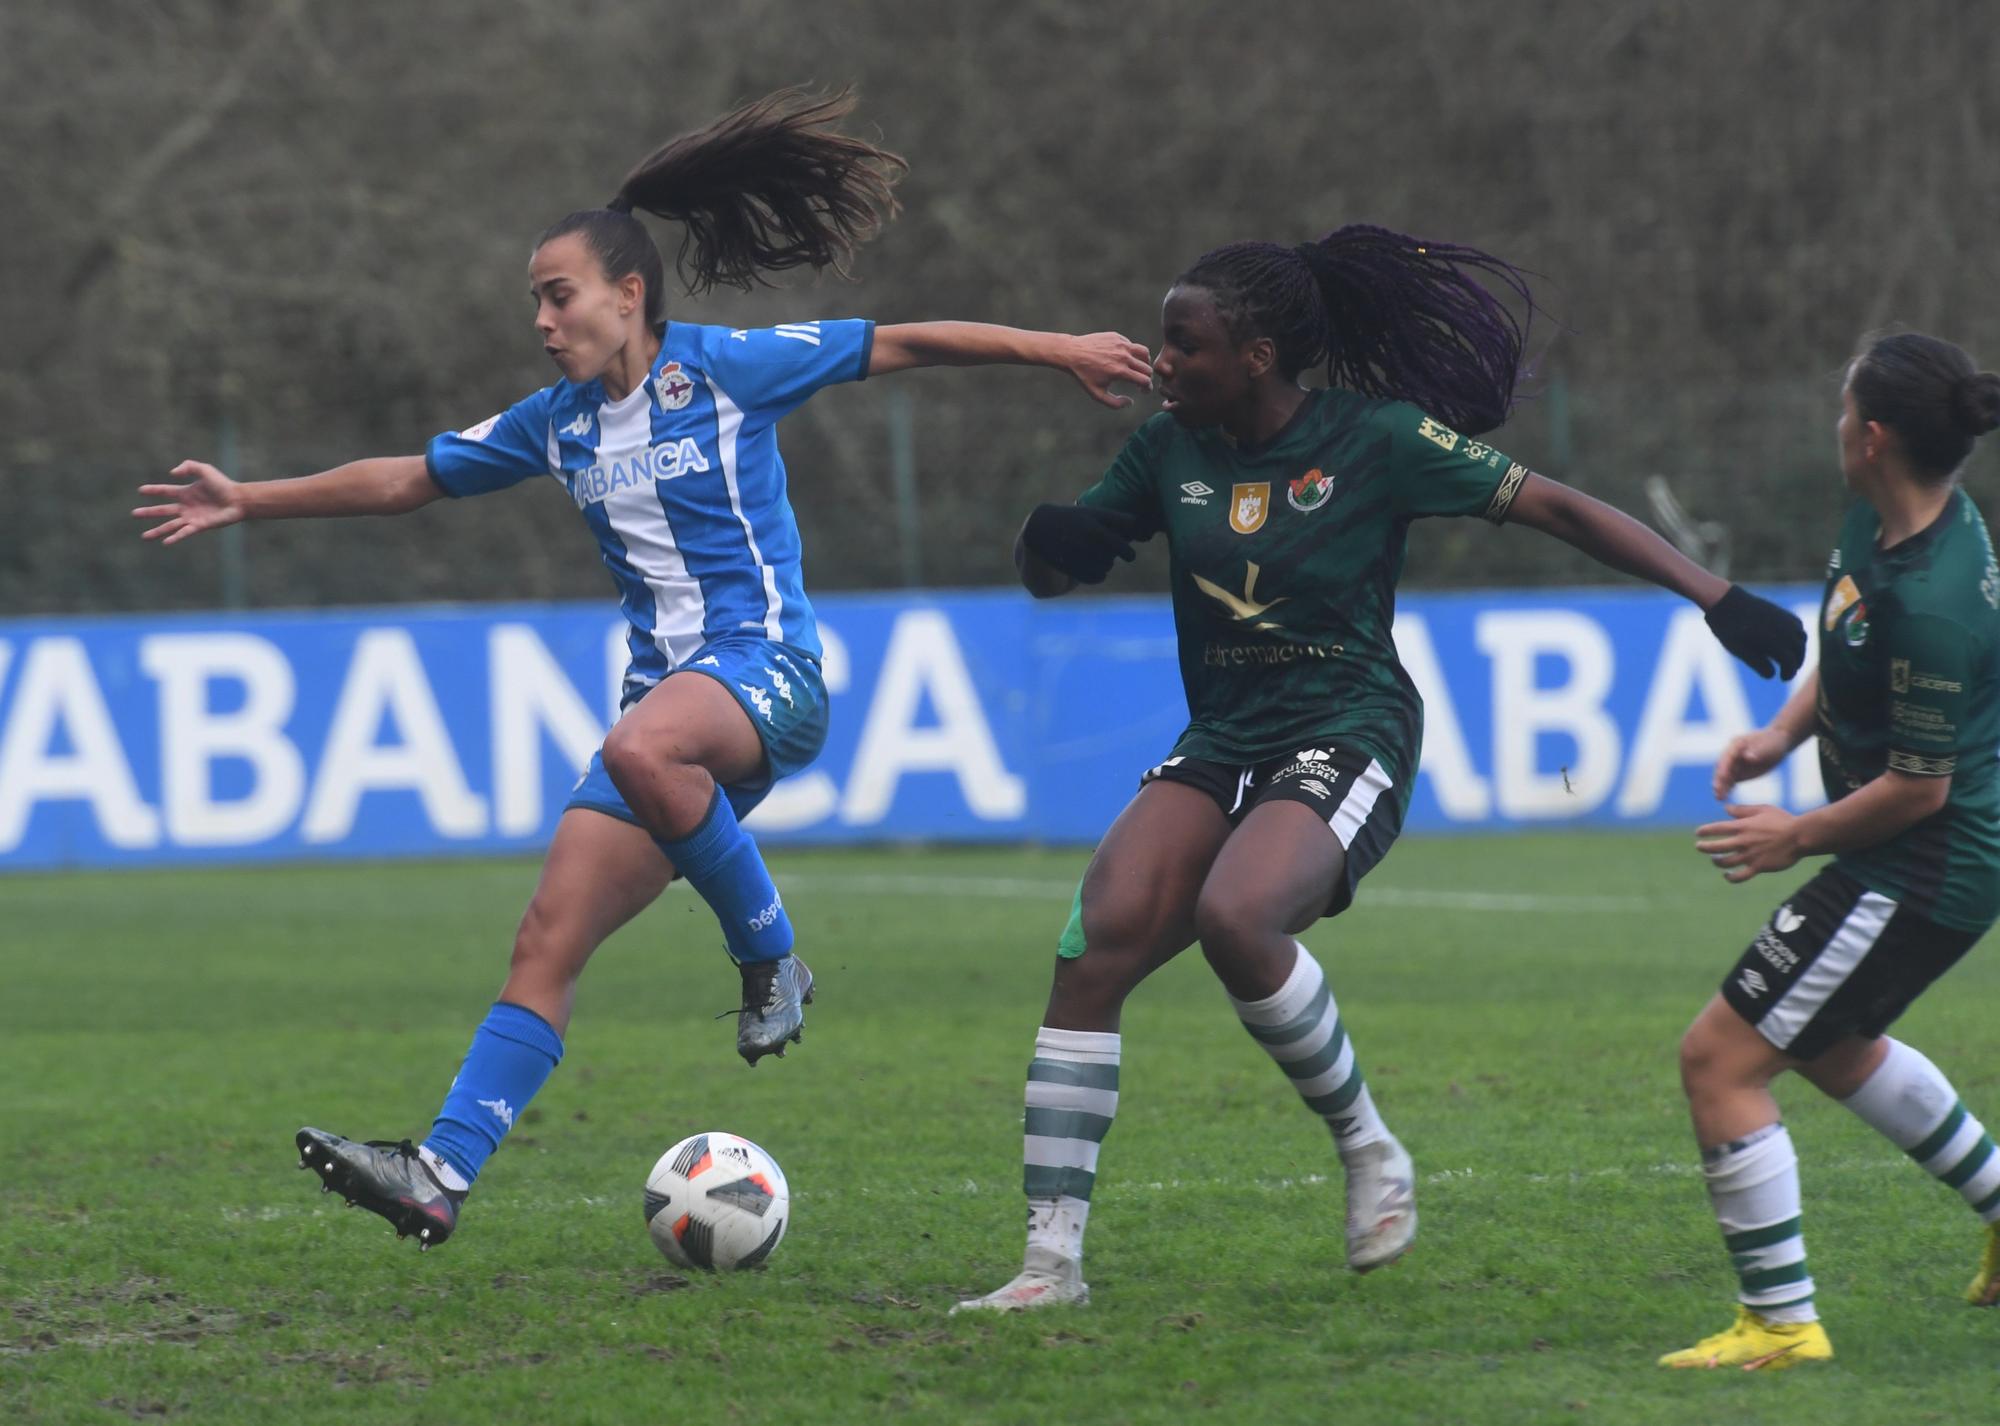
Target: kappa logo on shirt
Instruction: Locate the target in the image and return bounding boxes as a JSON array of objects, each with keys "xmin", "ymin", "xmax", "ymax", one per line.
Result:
[{"xmin": 560, "ymin": 413, "xmax": 593, "ymax": 438}]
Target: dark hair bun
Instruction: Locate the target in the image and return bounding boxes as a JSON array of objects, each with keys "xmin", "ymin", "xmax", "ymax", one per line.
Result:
[{"xmin": 1953, "ymin": 371, "xmax": 2000, "ymax": 437}]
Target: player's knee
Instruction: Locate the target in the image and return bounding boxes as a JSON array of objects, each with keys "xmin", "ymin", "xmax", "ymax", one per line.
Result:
[
  {"xmin": 1076, "ymin": 891, "xmax": 1156, "ymax": 960},
  {"xmin": 598, "ymin": 720, "xmax": 652, "ymax": 794},
  {"xmin": 1191, "ymin": 881, "xmax": 1267, "ymax": 959},
  {"xmin": 1677, "ymin": 1014, "xmax": 1765, "ymax": 1096},
  {"xmin": 1051, "ymin": 943, "xmax": 1141, "ymax": 1014}
]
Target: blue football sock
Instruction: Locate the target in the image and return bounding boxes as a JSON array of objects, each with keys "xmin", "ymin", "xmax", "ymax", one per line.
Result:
[
  {"xmin": 424, "ymin": 1002, "xmax": 564, "ymax": 1187},
  {"xmin": 655, "ymin": 784, "xmax": 794, "ymax": 964}
]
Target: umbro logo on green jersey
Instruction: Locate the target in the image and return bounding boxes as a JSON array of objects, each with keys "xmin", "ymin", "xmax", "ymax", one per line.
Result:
[{"xmin": 1180, "ymin": 481, "xmax": 1213, "ymax": 506}]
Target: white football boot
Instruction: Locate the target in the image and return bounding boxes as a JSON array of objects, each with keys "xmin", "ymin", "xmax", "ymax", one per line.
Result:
[
  {"xmin": 1343, "ymin": 1135, "xmax": 1417, "ymax": 1272},
  {"xmin": 951, "ymin": 1245, "xmax": 1090, "ymax": 1314}
]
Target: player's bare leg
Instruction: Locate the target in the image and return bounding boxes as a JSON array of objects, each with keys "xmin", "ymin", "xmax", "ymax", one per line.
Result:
[
  {"xmin": 299, "ymin": 811, "xmax": 670, "ymax": 1247},
  {"xmin": 1198, "ymin": 799, "xmax": 1415, "ymax": 1272},
  {"xmin": 603, "ymin": 673, "xmax": 808, "ymax": 1063},
  {"xmin": 955, "ymin": 782, "xmax": 1228, "ymax": 1313}
]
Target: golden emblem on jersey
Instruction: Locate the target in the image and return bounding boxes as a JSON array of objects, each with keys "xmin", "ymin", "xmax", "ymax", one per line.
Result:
[{"xmin": 1230, "ymin": 482, "xmax": 1270, "ymax": 534}]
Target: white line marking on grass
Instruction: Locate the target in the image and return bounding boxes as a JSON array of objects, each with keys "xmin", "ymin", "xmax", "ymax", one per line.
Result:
[{"xmin": 767, "ymin": 872, "xmax": 1654, "ymax": 914}]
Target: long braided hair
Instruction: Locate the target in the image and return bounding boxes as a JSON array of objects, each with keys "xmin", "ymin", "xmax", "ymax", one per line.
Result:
[
  {"xmin": 535, "ymin": 86, "xmax": 908, "ymax": 328},
  {"xmin": 1176, "ymin": 224, "xmax": 1536, "ymax": 436}
]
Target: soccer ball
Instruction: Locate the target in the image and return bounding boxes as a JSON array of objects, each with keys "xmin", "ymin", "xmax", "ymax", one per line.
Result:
[{"xmin": 643, "ymin": 1132, "xmax": 790, "ymax": 1271}]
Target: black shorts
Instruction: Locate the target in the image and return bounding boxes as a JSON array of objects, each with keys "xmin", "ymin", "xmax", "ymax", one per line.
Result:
[
  {"xmin": 1138, "ymin": 743, "xmax": 1403, "ymax": 917},
  {"xmin": 1721, "ymin": 863, "xmax": 1985, "ymax": 1061}
]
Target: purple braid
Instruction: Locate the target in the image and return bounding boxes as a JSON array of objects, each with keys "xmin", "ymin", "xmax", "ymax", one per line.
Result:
[{"xmin": 1177, "ymin": 224, "xmax": 1536, "ymax": 436}]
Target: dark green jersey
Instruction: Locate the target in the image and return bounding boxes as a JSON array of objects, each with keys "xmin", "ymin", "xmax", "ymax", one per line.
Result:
[
  {"xmin": 1816, "ymin": 489, "xmax": 2000, "ymax": 930},
  {"xmin": 1076, "ymin": 388, "xmax": 1526, "ymax": 798}
]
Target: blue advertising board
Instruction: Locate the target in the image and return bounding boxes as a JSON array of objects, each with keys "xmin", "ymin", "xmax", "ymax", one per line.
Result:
[{"xmin": 0, "ymin": 587, "xmax": 1825, "ymax": 870}]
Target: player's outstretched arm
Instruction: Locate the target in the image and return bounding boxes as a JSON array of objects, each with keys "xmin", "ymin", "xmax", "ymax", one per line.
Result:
[
  {"xmin": 135, "ymin": 456, "xmax": 440, "ymax": 545},
  {"xmin": 1504, "ymin": 472, "xmax": 1806, "ymax": 679},
  {"xmin": 869, "ymin": 323, "xmax": 1152, "ymax": 408}
]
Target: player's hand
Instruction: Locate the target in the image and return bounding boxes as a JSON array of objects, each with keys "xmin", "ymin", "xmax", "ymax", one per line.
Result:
[
  {"xmin": 1695, "ymin": 803, "xmax": 1803, "ymax": 883},
  {"xmin": 1712, "ymin": 728, "xmax": 1794, "ymax": 800},
  {"xmin": 1060, "ymin": 332, "xmax": 1155, "ymax": 409},
  {"xmin": 135, "ymin": 461, "xmax": 247, "ymax": 545},
  {"xmin": 1705, "ymin": 584, "xmax": 1806, "ymax": 680},
  {"xmin": 1020, "ymin": 503, "xmax": 1143, "ymax": 583}
]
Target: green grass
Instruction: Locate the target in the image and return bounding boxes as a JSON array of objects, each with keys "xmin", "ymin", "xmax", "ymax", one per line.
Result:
[{"xmin": 5, "ymin": 834, "xmax": 1998, "ymax": 1424}]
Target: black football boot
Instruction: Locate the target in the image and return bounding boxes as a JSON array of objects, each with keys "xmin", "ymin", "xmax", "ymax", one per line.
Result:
[{"xmin": 296, "ymin": 1127, "xmax": 465, "ymax": 1250}]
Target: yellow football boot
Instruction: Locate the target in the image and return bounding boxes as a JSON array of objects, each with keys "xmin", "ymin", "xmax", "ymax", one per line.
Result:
[
  {"xmin": 1658, "ymin": 1305, "xmax": 1833, "ymax": 1370},
  {"xmin": 1966, "ymin": 1223, "xmax": 2000, "ymax": 1306}
]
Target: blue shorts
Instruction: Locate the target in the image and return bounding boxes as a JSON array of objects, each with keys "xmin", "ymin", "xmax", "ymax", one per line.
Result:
[{"xmin": 566, "ymin": 638, "xmax": 830, "ymax": 825}]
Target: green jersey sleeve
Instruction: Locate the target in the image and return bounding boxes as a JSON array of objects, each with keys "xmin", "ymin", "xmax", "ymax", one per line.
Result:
[
  {"xmin": 1885, "ymin": 613, "xmax": 1982, "ymax": 776},
  {"xmin": 1381, "ymin": 402, "xmax": 1529, "ymax": 523},
  {"xmin": 1075, "ymin": 420, "xmax": 1165, "ymax": 538}
]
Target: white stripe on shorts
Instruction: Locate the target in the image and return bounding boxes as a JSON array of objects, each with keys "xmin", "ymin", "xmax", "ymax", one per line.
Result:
[
  {"xmin": 1327, "ymin": 758, "xmax": 1393, "ymax": 849},
  {"xmin": 1757, "ymin": 890, "xmax": 1897, "ymax": 1051}
]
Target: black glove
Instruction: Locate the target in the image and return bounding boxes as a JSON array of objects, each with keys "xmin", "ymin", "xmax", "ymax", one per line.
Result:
[
  {"xmin": 1020, "ymin": 503, "xmax": 1145, "ymax": 584},
  {"xmin": 1705, "ymin": 584, "xmax": 1806, "ymax": 679}
]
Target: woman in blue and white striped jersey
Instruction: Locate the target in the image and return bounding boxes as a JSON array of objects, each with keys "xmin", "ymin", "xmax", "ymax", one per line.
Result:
[{"xmin": 135, "ymin": 86, "xmax": 1152, "ymax": 1252}]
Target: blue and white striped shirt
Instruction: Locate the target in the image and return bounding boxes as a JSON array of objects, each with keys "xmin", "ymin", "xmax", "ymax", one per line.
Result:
[{"xmin": 426, "ymin": 318, "xmax": 874, "ymax": 685}]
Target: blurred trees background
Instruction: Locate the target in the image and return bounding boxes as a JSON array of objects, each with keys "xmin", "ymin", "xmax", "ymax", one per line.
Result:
[{"xmin": 3, "ymin": 0, "xmax": 1996, "ymax": 614}]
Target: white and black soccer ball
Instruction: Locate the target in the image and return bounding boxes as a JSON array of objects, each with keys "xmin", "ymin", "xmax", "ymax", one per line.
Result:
[{"xmin": 643, "ymin": 1132, "xmax": 790, "ymax": 1271}]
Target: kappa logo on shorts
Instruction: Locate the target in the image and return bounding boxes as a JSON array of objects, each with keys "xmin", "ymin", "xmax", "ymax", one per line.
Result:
[
  {"xmin": 1773, "ymin": 905, "xmax": 1805, "ymax": 935},
  {"xmin": 763, "ymin": 666, "xmax": 796, "ymax": 706},
  {"xmin": 1737, "ymin": 967, "xmax": 1768, "ymax": 999},
  {"xmin": 739, "ymin": 684, "xmax": 775, "ymax": 721}
]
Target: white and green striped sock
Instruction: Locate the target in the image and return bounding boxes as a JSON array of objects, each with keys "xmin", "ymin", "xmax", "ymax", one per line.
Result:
[
  {"xmin": 1703, "ymin": 1122, "xmax": 1817, "ymax": 1324},
  {"xmin": 1841, "ymin": 1038, "xmax": 2000, "ymax": 1222},
  {"xmin": 1230, "ymin": 941, "xmax": 1387, "ymax": 1159},
  {"xmin": 1022, "ymin": 1027, "xmax": 1120, "ymax": 1262}
]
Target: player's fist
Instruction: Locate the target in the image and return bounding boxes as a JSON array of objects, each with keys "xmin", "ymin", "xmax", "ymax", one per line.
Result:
[
  {"xmin": 1020, "ymin": 503, "xmax": 1144, "ymax": 583},
  {"xmin": 1704, "ymin": 585, "xmax": 1805, "ymax": 680}
]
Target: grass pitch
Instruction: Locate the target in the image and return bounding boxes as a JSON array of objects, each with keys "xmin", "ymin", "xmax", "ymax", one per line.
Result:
[{"xmin": 5, "ymin": 834, "xmax": 1998, "ymax": 1424}]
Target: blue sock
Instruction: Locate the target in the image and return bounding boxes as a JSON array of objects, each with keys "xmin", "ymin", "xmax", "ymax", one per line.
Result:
[
  {"xmin": 424, "ymin": 1002, "xmax": 564, "ymax": 1187},
  {"xmin": 655, "ymin": 785, "xmax": 794, "ymax": 964}
]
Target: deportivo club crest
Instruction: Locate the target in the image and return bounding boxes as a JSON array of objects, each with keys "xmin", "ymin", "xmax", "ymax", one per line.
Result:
[
  {"xmin": 654, "ymin": 361, "xmax": 695, "ymax": 410},
  {"xmin": 1287, "ymin": 467, "xmax": 1333, "ymax": 512},
  {"xmin": 1230, "ymin": 482, "xmax": 1270, "ymax": 534}
]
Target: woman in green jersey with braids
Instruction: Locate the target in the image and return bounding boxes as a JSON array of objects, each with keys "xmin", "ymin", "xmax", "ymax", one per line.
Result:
[
  {"xmin": 1661, "ymin": 333, "xmax": 2000, "ymax": 1371},
  {"xmin": 952, "ymin": 225, "xmax": 1807, "ymax": 1313}
]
